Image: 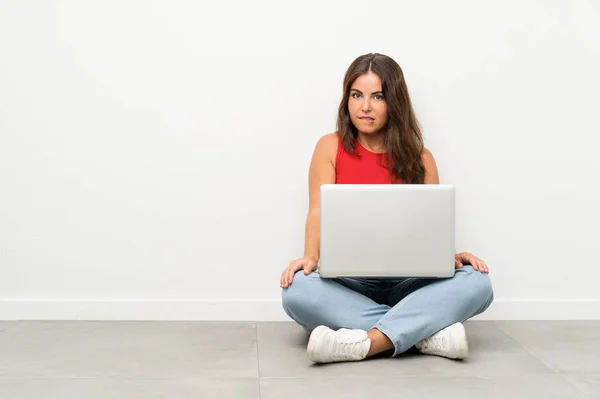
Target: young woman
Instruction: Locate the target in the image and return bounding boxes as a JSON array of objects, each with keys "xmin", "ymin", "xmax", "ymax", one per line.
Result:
[{"xmin": 280, "ymin": 53, "xmax": 494, "ymax": 364}]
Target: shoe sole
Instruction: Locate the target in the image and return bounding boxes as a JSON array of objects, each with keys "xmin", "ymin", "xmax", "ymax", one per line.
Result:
[{"xmin": 307, "ymin": 325, "xmax": 330, "ymax": 363}]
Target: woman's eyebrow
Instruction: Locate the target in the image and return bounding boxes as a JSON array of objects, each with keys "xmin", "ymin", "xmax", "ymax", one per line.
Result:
[{"xmin": 350, "ymin": 89, "xmax": 383, "ymax": 95}]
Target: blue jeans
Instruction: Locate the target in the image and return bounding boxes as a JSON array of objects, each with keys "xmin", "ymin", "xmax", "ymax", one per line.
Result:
[{"xmin": 281, "ymin": 265, "xmax": 494, "ymax": 356}]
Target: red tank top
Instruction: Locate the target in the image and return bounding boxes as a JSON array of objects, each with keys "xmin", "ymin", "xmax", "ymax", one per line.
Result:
[{"xmin": 335, "ymin": 134, "xmax": 402, "ymax": 184}]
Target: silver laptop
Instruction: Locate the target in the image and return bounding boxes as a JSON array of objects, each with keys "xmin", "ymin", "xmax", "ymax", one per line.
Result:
[{"xmin": 318, "ymin": 184, "xmax": 455, "ymax": 278}]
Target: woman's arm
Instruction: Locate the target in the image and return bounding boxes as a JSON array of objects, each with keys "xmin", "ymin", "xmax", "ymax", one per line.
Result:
[
  {"xmin": 422, "ymin": 148, "xmax": 440, "ymax": 184},
  {"xmin": 303, "ymin": 133, "xmax": 337, "ymax": 261}
]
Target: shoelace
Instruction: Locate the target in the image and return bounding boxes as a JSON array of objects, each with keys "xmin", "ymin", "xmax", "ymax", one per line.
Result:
[
  {"xmin": 332, "ymin": 334, "xmax": 367, "ymax": 356},
  {"xmin": 421, "ymin": 333, "xmax": 446, "ymax": 352}
]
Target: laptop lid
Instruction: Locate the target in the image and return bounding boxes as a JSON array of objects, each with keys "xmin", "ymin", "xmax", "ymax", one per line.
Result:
[{"xmin": 318, "ymin": 184, "xmax": 455, "ymax": 278}]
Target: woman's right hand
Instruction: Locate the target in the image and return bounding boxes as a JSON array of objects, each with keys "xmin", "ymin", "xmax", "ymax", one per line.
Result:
[{"xmin": 280, "ymin": 256, "xmax": 318, "ymax": 288}]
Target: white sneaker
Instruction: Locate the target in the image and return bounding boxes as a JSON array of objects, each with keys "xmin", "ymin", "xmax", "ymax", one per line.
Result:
[
  {"xmin": 307, "ymin": 325, "xmax": 371, "ymax": 363},
  {"xmin": 415, "ymin": 322, "xmax": 469, "ymax": 359}
]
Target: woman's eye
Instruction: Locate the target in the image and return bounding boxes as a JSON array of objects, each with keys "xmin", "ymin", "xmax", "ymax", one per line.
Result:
[
  {"xmin": 374, "ymin": 95, "xmax": 384, "ymax": 101},
  {"xmin": 351, "ymin": 92, "xmax": 361, "ymax": 99}
]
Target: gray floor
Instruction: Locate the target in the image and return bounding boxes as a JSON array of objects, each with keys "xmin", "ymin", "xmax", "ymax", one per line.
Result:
[{"xmin": 0, "ymin": 320, "xmax": 599, "ymax": 398}]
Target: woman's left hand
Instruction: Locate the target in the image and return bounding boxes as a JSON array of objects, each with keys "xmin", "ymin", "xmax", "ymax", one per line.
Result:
[{"xmin": 455, "ymin": 252, "xmax": 489, "ymax": 274}]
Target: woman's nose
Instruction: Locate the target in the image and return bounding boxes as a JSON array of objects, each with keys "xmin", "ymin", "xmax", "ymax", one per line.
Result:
[{"xmin": 361, "ymin": 99, "xmax": 371, "ymax": 112}]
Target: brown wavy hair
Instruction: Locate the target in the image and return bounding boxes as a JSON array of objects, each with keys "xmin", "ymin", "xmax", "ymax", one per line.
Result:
[{"xmin": 337, "ymin": 53, "xmax": 426, "ymax": 184}]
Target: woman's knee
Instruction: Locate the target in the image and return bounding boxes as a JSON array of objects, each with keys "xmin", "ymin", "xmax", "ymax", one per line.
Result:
[
  {"xmin": 281, "ymin": 271, "xmax": 319, "ymax": 316},
  {"xmin": 456, "ymin": 266, "xmax": 494, "ymax": 305}
]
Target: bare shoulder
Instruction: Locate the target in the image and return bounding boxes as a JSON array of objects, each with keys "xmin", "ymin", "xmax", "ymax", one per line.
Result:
[
  {"xmin": 421, "ymin": 147, "xmax": 440, "ymax": 184},
  {"xmin": 313, "ymin": 132, "xmax": 339, "ymax": 165},
  {"xmin": 421, "ymin": 147, "xmax": 435, "ymax": 161},
  {"xmin": 316, "ymin": 132, "xmax": 339, "ymax": 152}
]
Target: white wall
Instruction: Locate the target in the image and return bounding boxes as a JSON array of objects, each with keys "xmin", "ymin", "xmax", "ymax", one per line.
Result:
[{"xmin": 1, "ymin": 0, "xmax": 599, "ymax": 320}]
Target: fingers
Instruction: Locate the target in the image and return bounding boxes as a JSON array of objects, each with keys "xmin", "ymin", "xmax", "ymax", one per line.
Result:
[
  {"xmin": 283, "ymin": 267, "xmax": 292, "ymax": 288},
  {"xmin": 281, "ymin": 270, "xmax": 291, "ymax": 288},
  {"xmin": 280, "ymin": 263, "xmax": 293, "ymax": 288},
  {"xmin": 457, "ymin": 253, "xmax": 490, "ymax": 274},
  {"xmin": 287, "ymin": 266, "xmax": 297, "ymax": 286},
  {"xmin": 281, "ymin": 258, "xmax": 320, "ymax": 288},
  {"xmin": 280, "ymin": 270, "xmax": 287, "ymax": 288},
  {"xmin": 281, "ymin": 261, "xmax": 303, "ymax": 288},
  {"xmin": 470, "ymin": 257, "xmax": 489, "ymax": 274},
  {"xmin": 480, "ymin": 260, "xmax": 489, "ymax": 274},
  {"xmin": 281, "ymin": 262, "xmax": 294, "ymax": 288}
]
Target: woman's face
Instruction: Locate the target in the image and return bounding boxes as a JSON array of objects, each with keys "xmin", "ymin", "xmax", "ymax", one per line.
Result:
[{"xmin": 348, "ymin": 71, "xmax": 388, "ymax": 135}]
